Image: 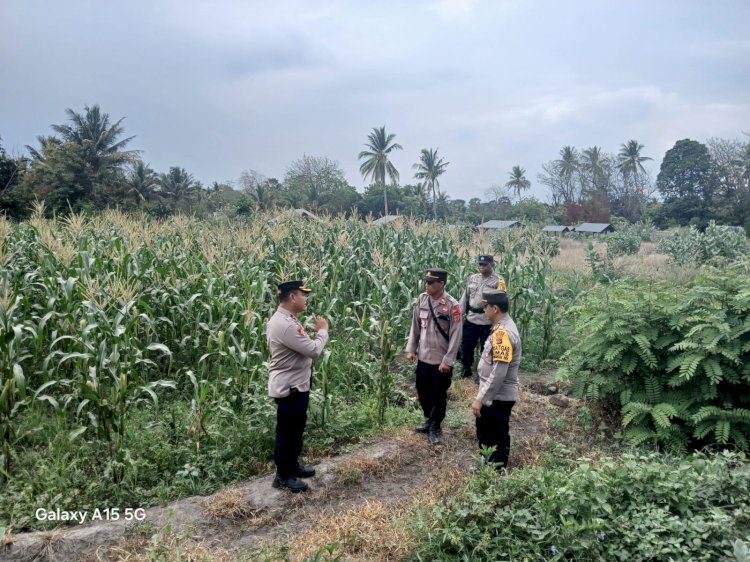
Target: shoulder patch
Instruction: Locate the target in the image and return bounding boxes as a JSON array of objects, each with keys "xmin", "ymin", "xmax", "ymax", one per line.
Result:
[
  {"xmin": 297, "ymin": 325, "xmax": 306, "ymax": 337},
  {"xmin": 492, "ymin": 329, "xmax": 512, "ymax": 363},
  {"xmin": 452, "ymin": 304, "xmax": 462, "ymax": 323}
]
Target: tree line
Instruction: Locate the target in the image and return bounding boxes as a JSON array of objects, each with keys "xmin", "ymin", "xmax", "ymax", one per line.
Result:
[{"xmin": 1, "ymin": 105, "xmax": 748, "ymax": 230}]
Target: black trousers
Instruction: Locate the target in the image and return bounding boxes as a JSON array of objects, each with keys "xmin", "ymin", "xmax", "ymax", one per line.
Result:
[
  {"xmin": 273, "ymin": 390, "xmax": 309, "ymax": 478},
  {"xmin": 476, "ymin": 400, "xmax": 515, "ymax": 469},
  {"xmin": 461, "ymin": 320, "xmax": 492, "ymax": 371},
  {"xmin": 415, "ymin": 360, "xmax": 453, "ymax": 429}
]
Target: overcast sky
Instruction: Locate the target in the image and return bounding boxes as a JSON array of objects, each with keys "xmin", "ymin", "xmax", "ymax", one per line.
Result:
[{"xmin": 1, "ymin": 0, "xmax": 749, "ymax": 202}]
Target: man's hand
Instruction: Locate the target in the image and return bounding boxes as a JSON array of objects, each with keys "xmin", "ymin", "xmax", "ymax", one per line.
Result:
[
  {"xmin": 406, "ymin": 352, "xmax": 416, "ymax": 363},
  {"xmin": 471, "ymin": 400, "xmax": 482, "ymax": 418},
  {"xmin": 311, "ymin": 315, "xmax": 329, "ymax": 332},
  {"xmin": 438, "ymin": 361, "xmax": 451, "ymax": 373}
]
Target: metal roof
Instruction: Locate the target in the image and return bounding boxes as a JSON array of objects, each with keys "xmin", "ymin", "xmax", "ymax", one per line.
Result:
[
  {"xmin": 574, "ymin": 223, "xmax": 614, "ymax": 233},
  {"xmin": 479, "ymin": 220, "xmax": 522, "ymax": 229},
  {"xmin": 543, "ymin": 225, "xmax": 571, "ymax": 232}
]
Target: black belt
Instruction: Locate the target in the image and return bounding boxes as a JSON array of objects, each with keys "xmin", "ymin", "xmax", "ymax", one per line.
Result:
[{"xmin": 469, "ymin": 306, "xmax": 485, "ymax": 314}]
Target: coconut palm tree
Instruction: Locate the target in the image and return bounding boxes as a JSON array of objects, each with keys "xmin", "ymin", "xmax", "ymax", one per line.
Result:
[
  {"xmin": 126, "ymin": 161, "xmax": 158, "ymax": 206},
  {"xmin": 412, "ymin": 148, "xmax": 450, "ymax": 219},
  {"xmin": 617, "ymin": 140, "xmax": 652, "ymax": 190},
  {"xmin": 555, "ymin": 146, "xmax": 581, "ymax": 203},
  {"xmin": 50, "ymin": 105, "xmax": 138, "ymax": 181},
  {"xmin": 159, "ymin": 166, "xmax": 199, "ymax": 213},
  {"xmin": 358, "ymin": 126, "xmax": 403, "ymax": 217},
  {"xmin": 581, "ymin": 146, "xmax": 612, "ymax": 196},
  {"xmin": 504, "ymin": 165, "xmax": 531, "ymax": 201}
]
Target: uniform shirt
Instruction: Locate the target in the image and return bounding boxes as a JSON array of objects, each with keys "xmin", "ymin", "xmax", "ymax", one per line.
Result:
[
  {"xmin": 475, "ymin": 316, "xmax": 522, "ymax": 404},
  {"xmin": 266, "ymin": 307, "xmax": 329, "ymax": 398},
  {"xmin": 405, "ymin": 291, "xmax": 463, "ymax": 366},
  {"xmin": 459, "ymin": 272, "xmax": 503, "ymax": 326}
]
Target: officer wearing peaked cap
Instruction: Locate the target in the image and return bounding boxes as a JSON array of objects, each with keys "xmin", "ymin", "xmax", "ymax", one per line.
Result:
[
  {"xmin": 459, "ymin": 254, "xmax": 506, "ymax": 381},
  {"xmin": 406, "ymin": 268, "xmax": 463, "ymax": 445},
  {"xmin": 266, "ymin": 280, "xmax": 329, "ymax": 493},
  {"xmin": 471, "ymin": 289, "xmax": 521, "ymax": 471}
]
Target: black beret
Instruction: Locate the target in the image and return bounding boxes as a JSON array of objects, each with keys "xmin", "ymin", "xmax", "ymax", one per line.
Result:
[{"xmin": 478, "ymin": 254, "xmax": 494, "ymax": 264}]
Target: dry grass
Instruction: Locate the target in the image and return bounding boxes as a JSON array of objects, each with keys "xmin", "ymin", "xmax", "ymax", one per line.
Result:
[
  {"xmin": 287, "ymin": 467, "xmax": 468, "ymax": 562},
  {"xmin": 102, "ymin": 535, "xmax": 235, "ymax": 562},
  {"xmin": 1, "ymin": 527, "xmax": 13, "ymax": 546},
  {"xmin": 204, "ymin": 487, "xmax": 258, "ymax": 521}
]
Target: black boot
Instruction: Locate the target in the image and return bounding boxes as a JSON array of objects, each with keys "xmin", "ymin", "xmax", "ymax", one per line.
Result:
[
  {"xmin": 462, "ymin": 367, "xmax": 473, "ymax": 379},
  {"xmin": 414, "ymin": 419, "xmax": 430, "ymax": 434},
  {"xmin": 293, "ymin": 464, "xmax": 316, "ymax": 478},
  {"xmin": 272, "ymin": 474, "xmax": 309, "ymax": 492},
  {"xmin": 428, "ymin": 424, "xmax": 443, "ymax": 445}
]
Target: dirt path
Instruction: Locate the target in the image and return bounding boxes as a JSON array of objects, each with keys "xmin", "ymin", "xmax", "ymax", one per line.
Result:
[{"xmin": 4, "ymin": 376, "xmax": 581, "ymax": 562}]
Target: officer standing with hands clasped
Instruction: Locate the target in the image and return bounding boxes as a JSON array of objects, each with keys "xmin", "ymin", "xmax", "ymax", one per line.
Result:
[
  {"xmin": 406, "ymin": 268, "xmax": 463, "ymax": 445},
  {"xmin": 471, "ymin": 288, "xmax": 521, "ymax": 471},
  {"xmin": 266, "ymin": 280, "xmax": 329, "ymax": 493},
  {"xmin": 459, "ymin": 254, "xmax": 505, "ymax": 380}
]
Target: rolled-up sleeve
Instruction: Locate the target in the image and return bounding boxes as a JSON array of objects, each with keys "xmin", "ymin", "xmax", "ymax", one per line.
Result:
[{"xmin": 281, "ymin": 326, "xmax": 329, "ymax": 358}]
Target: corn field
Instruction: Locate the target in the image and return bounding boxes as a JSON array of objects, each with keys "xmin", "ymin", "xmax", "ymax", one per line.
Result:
[{"xmin": 1, "ymin": 209, "xmax": 566, "ymax": 528}]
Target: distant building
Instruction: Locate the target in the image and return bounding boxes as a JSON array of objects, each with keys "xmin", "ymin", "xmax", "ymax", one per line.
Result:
[
  {"xmin": 543, "ymin": 225, "xmax": 572, "ymax": 234},
  {"xmin": 479, "ymin": 220, "xmax": 522, "ymax": 231},
  {"xmin": 372, "ymin": 214, "xmax": 401, "ymax": 226},
  {"xmin": 574, "ymin": 223, "xmax": 614, "ymax": 234}
]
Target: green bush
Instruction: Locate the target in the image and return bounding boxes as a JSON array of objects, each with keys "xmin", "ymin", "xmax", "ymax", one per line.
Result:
[
  {"xmin": 606, "ymin": 230, "xmax": 641, "ymax": 257},
  {"xmin": 657, "ymin": 221, "xmax": 749, "ymax": 265},
  {"xmin": 409, "ymin": 450, "xmax": 750, "ymax": 561},
  {"xmin": 557, "ymin": 262, "xmax": 750, "ymax": 452}
]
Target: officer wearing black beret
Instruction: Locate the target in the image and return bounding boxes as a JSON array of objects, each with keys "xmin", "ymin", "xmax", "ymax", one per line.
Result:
[
  {"xmin": 406, "ymin": 268, "xmax": 463, "ymax": 445},
  {"xmin": 266, "ymin": 280, "xmax": 330, "ymax": 492},
  {"xmin": 459, "ymin": 255, "xmax": 506, "ymax": 380},
  {"xmin": 471, "ymin": 288, "xmax": 521, "ymax": 470}
]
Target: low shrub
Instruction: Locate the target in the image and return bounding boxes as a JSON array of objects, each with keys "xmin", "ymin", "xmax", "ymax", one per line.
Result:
[{"xmin": 409, "ymin": 450, "xmax": 750, "ymax": 561}]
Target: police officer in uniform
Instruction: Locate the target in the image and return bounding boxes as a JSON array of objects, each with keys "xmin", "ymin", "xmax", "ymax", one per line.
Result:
[
  {"xmin": 459, "ymin": 255, "xmax": 505, "ymax": 380},
  {"xmin": 266, "ymin": 280, "xmax": 329, "ymax": 492},
  {"xmin": 406, "ymin": 268, "xmax": 463, "ymax": 445},
  {"xmin": 471, "ymin": 289, "xmax": 521, "ymax": 470}
]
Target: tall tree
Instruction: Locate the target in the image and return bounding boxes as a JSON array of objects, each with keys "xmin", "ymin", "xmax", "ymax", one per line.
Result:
[
  {"xmin": 50, "ymin": 105, "xmax": 137, "ymax": 183},
  {"xmin": 358, "ymin": 126, "xmax": 402, "ymax": 217},
  {"xmin": 284, "ymin": 155, "xmax": 351, "ymax": 211},
  {"xmin": 656, "ymin": 139, "xmax": 715, "ymax": 227},
  {"xmin": 125, "ymin": 161, "xmax": 158, "ymax": 206},
  {"xmin": 412, "ymin": 148, "xmax": 450, "ymax": 219},
  {"xmin": 238, "ymin": 169, "xmax": 278, "ymax": 211},
  {"xmin": 617, "ymin": 140, "xmax": 652, "ymax": 190},
  {"xmin": 504, "ymin": 165, "xmax": 531, "ymax": 201},
  {"xmin": 580, "ymin": 146, "xmax": 611, "ymax": 196},
  {"xmin": 159, "ymin": 166, "xmax": 199, "ymax": 213},
  {"xmin": 23, "ymin": 105, "xmax": 138, "ymax": 213}
]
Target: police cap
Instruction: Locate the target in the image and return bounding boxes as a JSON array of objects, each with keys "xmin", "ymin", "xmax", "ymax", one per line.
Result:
[
  {"xmin": 277, "ymin": 280, "xmax": 313, "ymax": 297},
  {"xmin": 424, "ymin": 268, "xmax": 448, "ymax": 283}
]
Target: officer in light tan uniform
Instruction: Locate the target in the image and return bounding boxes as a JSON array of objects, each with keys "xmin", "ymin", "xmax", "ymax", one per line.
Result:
[
  {"xmin": 406, "ymin": 268, "xmax": 463, "ymax": 445},
  {"xmin": 266, "ymin": 280, "xmax": 329, "ymax": 492},
  {"xmin": 471, "ymin": 289, "xmax": 521, "ymax": 470},
  {"xmin": 459, "ymin": 254, "xmax": 505, "ymax": 380}
]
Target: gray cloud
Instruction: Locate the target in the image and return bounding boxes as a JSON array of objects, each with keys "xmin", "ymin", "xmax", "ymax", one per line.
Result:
[{"xmin": 1, "ymin": 0, "xmax": 748, "ymax": 203}]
